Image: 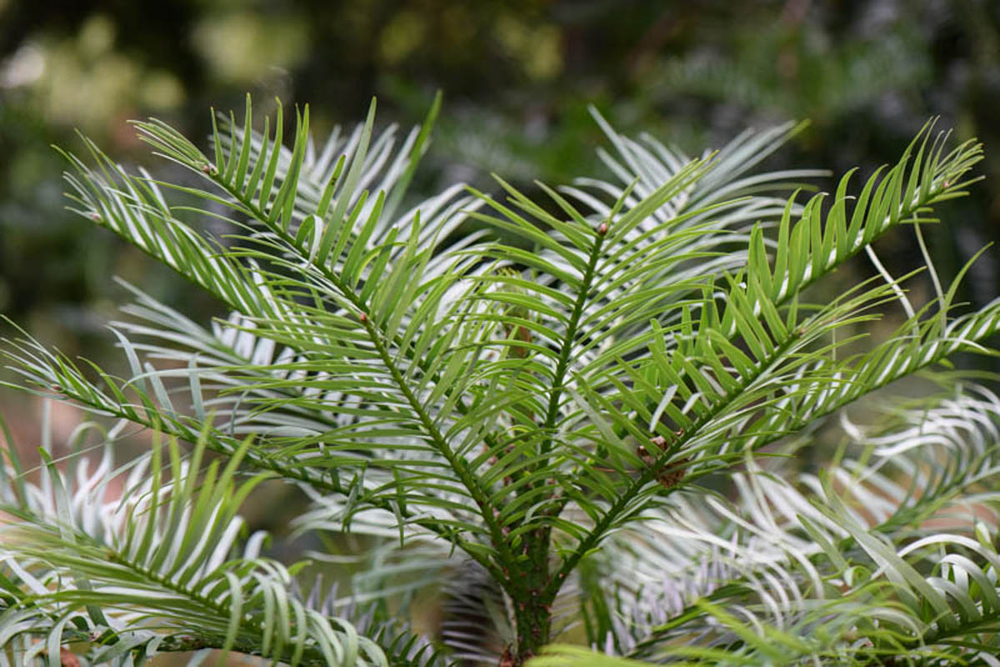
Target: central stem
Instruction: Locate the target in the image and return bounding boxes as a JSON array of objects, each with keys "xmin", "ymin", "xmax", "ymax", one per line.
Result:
[
  {"xmin": 508, "ymin": 222, "xmax": 608, "ymax": 665},
  {"xmin": 513, "ymin": 571, "xmax": 552, "ymax": 664}
]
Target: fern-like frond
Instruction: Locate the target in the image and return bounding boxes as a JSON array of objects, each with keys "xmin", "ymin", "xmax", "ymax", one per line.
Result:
[
  {"xmin": 572, "ymin": 383, "xmax": 1000, "ymax": 664},
  {"xmin": 531, "ymin": 123, "xmax": 986, "ymax": 596},
  {"xmin": 0, "ymin": 421, "xmax": 393, "ymax": 665}
]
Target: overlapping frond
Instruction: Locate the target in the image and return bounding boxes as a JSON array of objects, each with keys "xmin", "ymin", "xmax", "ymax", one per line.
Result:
[
  {"xmin": 529, "ymin": 121, "xmax": 987, "ymax": 584},
  {"xmin": 39, "ymin": 97, "xmax": 510, "ymax": 562},
  {"xmin": 564, "ymin": 383, "xmax": 1000, "ymax": 665},
  {"xmin": 0, "ymin": 419, "xmax": 394, "ymax": 666}
]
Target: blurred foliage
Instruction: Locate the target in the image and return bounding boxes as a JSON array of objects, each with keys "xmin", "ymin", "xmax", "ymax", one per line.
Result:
[{"xmin": 1, "ymin": 0, "xmax": 999, "ymax": 375}]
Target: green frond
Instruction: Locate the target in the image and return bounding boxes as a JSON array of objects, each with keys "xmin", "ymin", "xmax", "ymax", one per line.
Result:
[
  {"xmin": 570, "ymin": 383, "xmax": 1000, "ymax": 664},
  {"xmin": 0, "ymin": 422, "xmax": 391, "ymax": 666}
]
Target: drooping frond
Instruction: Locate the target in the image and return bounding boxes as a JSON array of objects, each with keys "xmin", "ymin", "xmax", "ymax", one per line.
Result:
[
  {"xmin": 569, "ymin": 383, "xmax": 1000, "ymax": 664},
  {"xmin": 0, "ymin": 418, "xmax": 394, "ymax": 666}
]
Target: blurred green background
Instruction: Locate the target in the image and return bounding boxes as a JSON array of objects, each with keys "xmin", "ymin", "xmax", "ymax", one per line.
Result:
[
  {"xmin": 1, "ymin": 1, "xmax": 999, "ymax": 661},
  {"xmin": 3, "ymin": 0, "xmax": 1000, "ymax": 351}
]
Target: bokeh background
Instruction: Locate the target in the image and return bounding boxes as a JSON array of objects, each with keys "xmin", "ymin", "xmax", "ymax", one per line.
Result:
[
  {"xmin": 4, "ymin": 0, "xmax": 1000, "ymax": 359},
  {"xmin": 1, "ymin": 0, "xmax": 1000, "ymax": 660}
]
